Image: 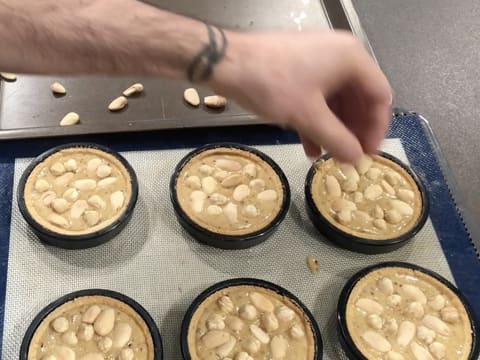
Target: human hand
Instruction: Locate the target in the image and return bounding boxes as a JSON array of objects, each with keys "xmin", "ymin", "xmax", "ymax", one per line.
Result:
[{"xmin": 209, "ymin": 30, "xmax": 392, "ymax": 163}]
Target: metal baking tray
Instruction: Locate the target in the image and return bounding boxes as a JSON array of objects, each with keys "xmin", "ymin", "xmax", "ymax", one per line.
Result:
[{"xmin": 0, "ymin": 0, "xmax": 373, "ymax": 140}]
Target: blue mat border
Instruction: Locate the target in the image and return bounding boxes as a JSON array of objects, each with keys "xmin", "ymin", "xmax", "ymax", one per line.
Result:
[{"xmin": 0, "ymin": 115, "xmax": 478, "ymax": 355}]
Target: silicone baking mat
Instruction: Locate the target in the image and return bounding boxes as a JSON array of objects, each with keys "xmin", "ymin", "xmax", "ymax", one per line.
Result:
[{"xmin": 0, "ymin": 113, "xmax": 478, "ymax": 359}]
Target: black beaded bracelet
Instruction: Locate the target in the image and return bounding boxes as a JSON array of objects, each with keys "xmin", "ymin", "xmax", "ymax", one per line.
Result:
[{"xmin": 187, "ymin": 23, "xmax": 228, "ymax": 83}]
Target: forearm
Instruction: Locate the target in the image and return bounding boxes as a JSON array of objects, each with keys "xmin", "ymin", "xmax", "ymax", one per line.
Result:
[{"xmin": 0, "ymin": 0, "xmax": 217, "ymax": 78}]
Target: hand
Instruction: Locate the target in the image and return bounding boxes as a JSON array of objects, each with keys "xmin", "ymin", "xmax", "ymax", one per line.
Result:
[{"xmin": 209, "ymin": 30, "xmax": 392, "ymax": 163}]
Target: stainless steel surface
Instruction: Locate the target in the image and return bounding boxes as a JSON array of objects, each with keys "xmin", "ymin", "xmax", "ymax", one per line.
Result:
[
  {"xmin": 0, "ymin": 0, "xmax": 370, "ymax": 140},
  {"xmin": 352, "ymin": 0, "xmax": 480, "ymax": 239}
]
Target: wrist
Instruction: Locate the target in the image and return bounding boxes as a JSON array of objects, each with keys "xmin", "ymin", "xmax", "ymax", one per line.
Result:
[{"xmin": 205, "ymin": 30, "xmax": 251, "ymax": 96}]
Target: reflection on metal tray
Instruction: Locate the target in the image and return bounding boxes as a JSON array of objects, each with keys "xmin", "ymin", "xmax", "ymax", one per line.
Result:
[{"xmin": 0, "ymin": 0, "xmax": 373, "ymax": 140}]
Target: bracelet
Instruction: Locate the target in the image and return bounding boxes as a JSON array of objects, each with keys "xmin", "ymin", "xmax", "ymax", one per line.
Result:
[{"xmin": 187, "ymin": 23, "xmax": 228, "ymax": 83}]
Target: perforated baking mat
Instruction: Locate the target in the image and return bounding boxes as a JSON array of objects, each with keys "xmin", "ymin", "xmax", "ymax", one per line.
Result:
[{"xmin": 0, "ymin": 113, "xmax": 478, "ymax": 359}]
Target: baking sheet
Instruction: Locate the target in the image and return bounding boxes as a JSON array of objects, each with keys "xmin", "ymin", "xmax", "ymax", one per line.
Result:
[
  {"xmin": 1, "ymin": 140, "xmax": 454, "ymax": 359},
  {"xmin": 0, "ymin": 0, "xmax": 373, "ymax": 140}
]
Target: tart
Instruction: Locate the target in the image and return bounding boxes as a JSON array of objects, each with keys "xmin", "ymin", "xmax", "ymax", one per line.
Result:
[
  {"xmin": 171, "ymin": 143, "xmax": 290, "ymax": 249},
  {"xmin": 22, "ymin": 290, "xmax": 162, "ymax": 360},
  {"xmin": 337, "ymin": 263, "xmax": 479, "ymax": 360},
  {"xmin": 182, "ymin": 279, "xmax": 322, "ymax": 360},
  {"xmin": 18, "ymin": 143, "xmax": 138, "ymax": 248},
  {"xmin": 305, "ymin": 152, "xmax": 429, "ymax": 253}
]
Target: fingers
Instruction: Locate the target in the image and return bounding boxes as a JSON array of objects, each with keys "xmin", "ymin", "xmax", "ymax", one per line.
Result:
[
  {"xmin": 297, "ymin": 97, "xmax": 364, "ymax": 163},
  {"xmin": 359, "ymin": 101, "xmax": 391, "ymax": 153},
  {"xmin": 299, "ymin": 134, "xmax": 323, "ymax": 159},
  {"xmin": 350, "ymin": 54, "xmax": 392, "ymax": 153}
]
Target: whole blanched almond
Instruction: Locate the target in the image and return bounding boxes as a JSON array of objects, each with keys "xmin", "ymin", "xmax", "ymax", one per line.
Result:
[
  {"xmin": 87, "ymin": 158, "xmax": 102, "ymax": 174},
  {"xmin": 215, "ymin": 159, "xmax": 242, "ymax": 171},
  {"xmin": 224, "ymin": 202, "xmax": 238, "ymax": 223},
  {"xmin": 257, "ymin": 189, "xmax": 278, "ymax": 202},
  {"xmin": 221, "ymin": 174, "xmax": 243, "ymax": 188},
  {"xmin": 199, "ymin": 164, "xmax": 214, "ymax": 175},
  {"xmin": 96, "ymin": 165, "xmax": 112, "ymax": 178},
  {"xmin": 112, "ymin": 323, "xmax": 132, "ymax": 348},
  {"xmin": 52, "ymin": 346, "xmax": 75, "ymax": 360},
  {"xmin": 51, "ymin": 162, "xmax": 66, "ymax": 176},
  {"xmin": 382, "ymin": 180, "xmax": 396, "ymax": 195},
  {"xmin": 185, "ymin": 176, "xmax": 201, "ymax": 190},
  {"xmin": 63, "ymin": 188, "xmax": 79, "ymax": 202},
  {"xmin": 62, "ymin": 331, "xmax": 78, "ymax": 346},
  {"xmin": 337, "ymin": 209, "xmax": 352, "ymax": 224},
  {"xmin": 204, "ymin": 95, "xmax": 227, "ymax": 108},
  {"xmin": 123, "ymin": 83, "xmax": 144, "ymax": 97},
  {"xmin": 84, "ymin": 211, "xmax": 100, "ymax": 226},
  {"xmin": 108, "ymin": 96, "xmax": 128, "ymax": 111},
  {"xmin": 355, "ymin": 155, "xmax": 373, "ymax": 175},
  {"xmin": 51, "ymin": 82, "xmax": 66, "ymax": 94},
  {"xmin": 377, "ymin": 277, "xmax": 394, "ymax": 295},
  {"xmin": 390, "ymin": 200, "xmax": 414, "ymax": 216},
  {"xmin": 262, "ymin": 312, "xmax": 279, "ymax": 332},
  {"xmin": 110, "ymin": 191, "xmax": 125, "ymax": 211},
  {"xmin": 215, "ymin": 335, "xmax": 236, "ymax": 357},
  {"xmin": 428, "ymin": 295, "xmax": 446, "ymax": 311},
  {"xmin": 88, "ymin": 195, "xmax": 106, "ymax": 210},
  {"xmin": 356, "ymin": 298, "xmax": 384, "ymax": 315},
  {"xmin": 339, "ymin": 163, "xmax": 360, "ymax": 182},
  {"xmin": 325, "ymin": 175, "xmax": 341, "ymax": 197},
  {"xmin": 35, "ymin": 179, "xmax": 50, "ymax": 192},
  {"xmin": 98, "ymin": 177, "xmax": 117, "ymax": 187},
  {"xmin": 243, "ymin": 163, "xmax": 257, "ymax": 178},
  {"xmin": 207, "ymin": 205, "xmax": 223, "ymax": 216},
  {"xmin": 64, "ymin": 159, "xmax": 77, "ymax": 172},
  {"xmin": 385, "ymin": 209, "xmax": 402, "ymax": 224},
  {"xmin": 0, "ymin": 72, "xmax": 16, "ymax": 81},
  {"xmin": 250, "ymin": 292, "xmax": 274, "ymax": 312},
  {"xmin": 184, "ymin": 87, "xmax": 200, "ymax": 106},
  {"xmin": 218, "ymin": 296, "xmax": 235, "ymax": 313},
  {"xmin": 374, "ymin": 219, "xmax": 387, "ymax": 230},
  {"xmin": 60, "ymin": 112, "xmax": 80, "ymax": 126},
  {"xmin": 70, "ymin": 200, "xmax": 88, "ymax": 219},
  {"xmin": 361, "ymin": 331, "xmax": 391, "ymax": 353},
  {"xmin": 403, "ymin": 284, "xmax": 427, "ymax": 304},
  {"xmin": 93, "ymin": 308, "xmax": 115, "ymax": 336},
  {"xmin": 52, "ymin": 316, "xmax": 69, "ymax": 333},
  {"xmin": 410, "ymin": 342, "xmax": 435, "ymax": 360},
  {"xmin": 41, "ymin": 191, "xmax": 57, "ymax": 206},
  {"xmin": 364, "ymin": 184, "xmax": 383, "ymax": 200},
  {"xmin": 226, "ymin": 316, "xmax": 243, "ymax": 331},
  {"xmin": 270, "ymin": 335, "xmax": 288, "ymax": 359},
  {"xmin": 422, "ymin": 315, "xmax": 450, "ymax": 337},
  {"xmin": 191, "ymin": 190, "xmax": 207, "ymax": 213},
  {"xmin": 243, "ymin": 204, "xmax": 258, "ymax": 218},
  {"xmin": 249, "ymin": 179, "xmax": 266, "ymax": 192},
  {"xmin": 398, "ymin": 189, "xmax": 415, "ymax": 203},
  {"xmin": 201, "ymin": 176, "xmax": 217, "ymax": 194},
  {"xmin": 397, "ymin": 321, "xmax": 416, "ymax": 347},
  {"xmin": 276, "ymin": 306, "xmax": 295, "ymax": 322},
  {"xmin": 74, "ymin": 179, "xmax": 96, "ymax": 191},
  {"xmin": 82, "ymin": 305, "xmax": 101, "ymax": 324},
  {"xmin": 52, "ymin": 198, "xmax": 70, "ymax": 214},
  {"xmin": 366, "ymin": 167, "xmax": 382, "ymax": 180},
  {"xmin": 201, "ymin": 330, "xmax": 230, "ymax": 349},
  {"xmin": 386, "ymin": 351, "xmax": 405, "ymax": 360},
  {"xmin": 332, "ymin": 198, "xmax": 356, "ymax": 212},
  {"xmin": 250, "ymin": 324, "xmax": 270, "ymax": 344},
  {"xmin": 209, "ymin": 192, "xmax": 228, "ymax": 205},
  {"xmin": 233, "ymin": 184, "xmax": 250, "ymax": 202}
]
